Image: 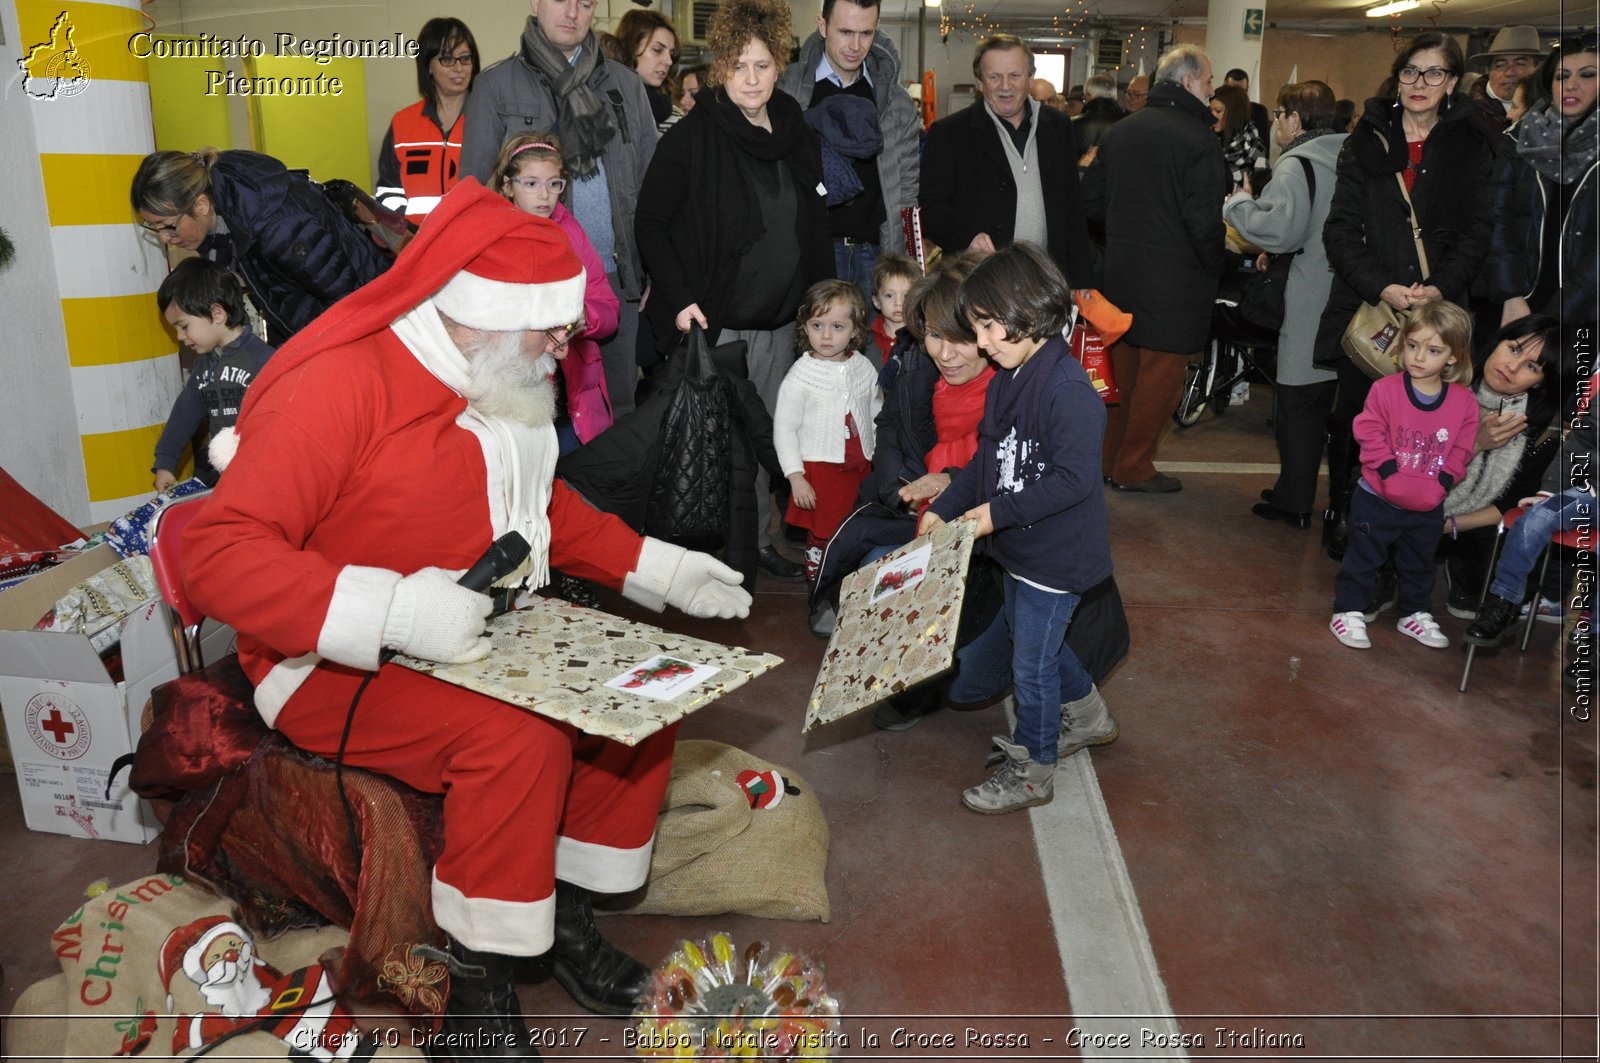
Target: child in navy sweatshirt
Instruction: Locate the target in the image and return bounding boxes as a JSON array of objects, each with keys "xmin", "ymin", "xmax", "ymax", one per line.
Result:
[
  {"xmin": 152, "ymin": 258, "xmax": 275, "ymax": 490},
  {"xmin": 923, "ymin": 243, "xmax": 1115, "ymax": 815}
]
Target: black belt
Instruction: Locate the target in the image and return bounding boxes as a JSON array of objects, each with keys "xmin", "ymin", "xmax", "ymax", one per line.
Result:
[{"xmin": 835, "ymin": 236, "xmax": 876, "ymax": 247}]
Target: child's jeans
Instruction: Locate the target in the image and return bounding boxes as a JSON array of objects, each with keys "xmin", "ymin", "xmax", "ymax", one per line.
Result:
[
  {"xmin": 1002, "ymin": 572, "xmax": 1094, "ymax": 765},
  {"xmin": 1334, "ymin": 486, "xmax": 1443, "ymax": 616},
  {"xmin": 1490, "ymin": 488, "xmax": 1595, "ymax": 603}
]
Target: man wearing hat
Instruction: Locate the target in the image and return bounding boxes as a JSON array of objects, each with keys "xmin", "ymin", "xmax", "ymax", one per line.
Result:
[
  {"xmin": 182, "ymin": 180, "xmax": 751, "ymax": 1060},
  {"xmin": 1469, "ymin": 25, "xmax": 1544, "ymax": 136}
]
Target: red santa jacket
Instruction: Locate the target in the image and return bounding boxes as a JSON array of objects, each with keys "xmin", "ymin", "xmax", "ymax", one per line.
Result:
[{"xmin": 182, "ymin": 327, "xmax": 643, "ymax": 727}]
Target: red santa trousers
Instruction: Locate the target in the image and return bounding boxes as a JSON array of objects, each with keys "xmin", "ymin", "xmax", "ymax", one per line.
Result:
[{"xmin": 274, "ymin": 661, "xmax": 677, "ymax": 956}]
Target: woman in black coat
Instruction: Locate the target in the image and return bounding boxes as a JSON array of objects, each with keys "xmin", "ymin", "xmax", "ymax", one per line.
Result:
[
  {"xmin": 132, "ymin": 149, "xmax": 390, "ymax": 342},
  {"xmin": 633, "ymin": 0, "xmax": 833, "ymax": 581},
  {"xmin": 1486, "ymin": 31, "xmax": 1598, "ymax": 329},
  {"xmin": 1311, "ymin": 32, "xmax": 1494, "ymax": 558}
]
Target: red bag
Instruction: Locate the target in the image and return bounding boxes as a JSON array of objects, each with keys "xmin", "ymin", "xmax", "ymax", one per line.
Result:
[{"xmin": 1069, "ymin": 318, "xmax": 1120, "ymax": 405}]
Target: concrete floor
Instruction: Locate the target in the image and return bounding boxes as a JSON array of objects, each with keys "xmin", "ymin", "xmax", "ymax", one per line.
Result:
[{"xmin": 3, "ymin": 393, "xmax": 1596, "ymax": 1060}]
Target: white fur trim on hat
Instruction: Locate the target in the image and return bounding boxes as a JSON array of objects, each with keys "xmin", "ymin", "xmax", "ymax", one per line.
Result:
[
  {"xmin": 432, "ymin": 269, "xmax": 587, "ymax": 332},
  {"xmin": 207, "ymin": 426, "xmax": 239, "ymax": 472}
]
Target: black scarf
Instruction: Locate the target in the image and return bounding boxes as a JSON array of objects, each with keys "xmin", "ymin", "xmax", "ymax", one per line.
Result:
[
  {"xmin": 701, "ymin": 85, "xmax": 804, "ymax": 160},
  {"xmin": 519, "ymin": 16, "xmax": 615, "ymax": 179}
]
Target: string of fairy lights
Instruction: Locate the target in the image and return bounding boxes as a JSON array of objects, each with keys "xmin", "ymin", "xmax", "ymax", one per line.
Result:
[{"xmin": 935, "ymin": 2, "xmax": 1166, "ymax": 78}]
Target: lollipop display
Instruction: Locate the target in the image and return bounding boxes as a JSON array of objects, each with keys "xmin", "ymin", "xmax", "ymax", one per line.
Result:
[{"xmin": 634, "ymin": 933, "xmax": 840, "ymax": 1059}]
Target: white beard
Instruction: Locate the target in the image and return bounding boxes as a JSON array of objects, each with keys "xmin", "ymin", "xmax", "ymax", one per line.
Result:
[
  {"xmin": 460, "ymin": 330, "xmax": 556, "ymax": 427},
  {"xmin": 197, "ymin": 944, "xmax": 271, "ymax": 1017}
]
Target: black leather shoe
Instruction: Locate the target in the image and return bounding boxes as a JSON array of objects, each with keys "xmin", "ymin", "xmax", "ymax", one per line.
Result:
[
  {"xmin": 1260, "ymin": 488, "xmax": 1275, "ymax": 503},
  {"xmin": 1111, "ymin": 473, "xmax": 1182, "ymax": 493},
  {"xmin": 440, "ymin": 937, "xmax": 543, "ymax": 1059},
  {"xmin": 1464, "ymin": 596, "xmax": 1518, "ymax": 647},
  {"xmin": 547, "ymin": 882, "xmax": 651, "ymax": 1016},
  {"xmin": 1251, "ymin": 501, "xmax": 1311, "ymax": 529},
  {"xmin": 755, "ymin": 545, "xmax": 804, "ymax": 582}
]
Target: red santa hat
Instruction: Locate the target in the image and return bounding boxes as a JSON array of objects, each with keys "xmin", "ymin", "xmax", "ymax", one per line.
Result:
[
  {"xmin": 226, "ymin": 180, "xmax": 584, "ymax": 462},
  {"xmin": 158, "ymin": 915, "xmax": 244, "ymax": 1011}
]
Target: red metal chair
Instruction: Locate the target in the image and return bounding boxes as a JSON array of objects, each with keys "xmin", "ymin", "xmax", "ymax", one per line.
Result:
[{"xmin": 146, "ymin": 492, "xmax": 213, "ymax": 674}]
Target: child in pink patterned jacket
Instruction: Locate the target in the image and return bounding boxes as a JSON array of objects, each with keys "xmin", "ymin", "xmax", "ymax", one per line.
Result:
[
  {"xmin": 490, "ymin": 132, "xmax": 620, "ymax": 452},
  {"xmin": 1331, "ymin": 301, "xmax": 1480, "ymax": 652}
]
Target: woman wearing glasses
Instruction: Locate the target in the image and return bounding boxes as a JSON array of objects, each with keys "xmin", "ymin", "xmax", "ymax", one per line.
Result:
[
  {"xmin": 1310, "ymin": 31, "xmax": 1493, "ymax": 560},
  {"xmin": 376, "ymin": 18, "xmax": 480, "ymax": 226},
  {"xmin": 490, "ymin": 132, "xmax": 621, "ymax": 452},
  {"xmin": 131, "ymin": 149, "xmax": 390, "ymax": 341},
  {"xmin": 1223, "ymin": 81, "xmax": 1347, "ymax": 529}
]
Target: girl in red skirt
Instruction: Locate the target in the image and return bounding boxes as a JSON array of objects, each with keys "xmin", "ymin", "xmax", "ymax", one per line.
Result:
[{"xmin": 774, "ymin": 279, "xmax": 883, "ymax": 585}]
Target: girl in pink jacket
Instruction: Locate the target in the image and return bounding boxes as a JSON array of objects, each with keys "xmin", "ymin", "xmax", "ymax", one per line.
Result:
[
  {"xmin": 1331, "ymin": 301, "xmax": 1480, "ymax": 651},
  {"xmin": 490, "ymin": 133, "xmax": 619, "ymax": 451}
]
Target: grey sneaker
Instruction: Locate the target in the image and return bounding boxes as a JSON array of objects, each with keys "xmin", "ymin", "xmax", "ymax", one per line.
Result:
[
  {"xmin": 1058, "ymin": 686, "xmax": 1119, "ymax": 758},
  {"xmin": 962, "ymin": 737, "xmax": 1054, "ymax": 815}
]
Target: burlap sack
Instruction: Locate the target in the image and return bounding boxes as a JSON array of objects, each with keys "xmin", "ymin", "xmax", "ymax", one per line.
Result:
[
  {"xmin": 7, "ymin": 874, "xmax": 425, "ymax": 1059},
  {"xmin": 602, "ymin": 740, "xmax": 830, "ymax": 921}
]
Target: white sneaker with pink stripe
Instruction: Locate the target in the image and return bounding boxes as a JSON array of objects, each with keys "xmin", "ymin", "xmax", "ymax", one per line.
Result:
[
  {"xmin": 1330, "ymin": 611, "xmax": 1370, "ymax": 649},
  {"xmin": 1397, "ymin": 611, "xmax": 1449, "ymax": 649}
]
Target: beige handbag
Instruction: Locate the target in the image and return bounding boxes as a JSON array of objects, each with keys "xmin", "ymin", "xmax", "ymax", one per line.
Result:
[{"xmin": 1341, "ymin": 132, "xmax": 1431, "ymax": 379}]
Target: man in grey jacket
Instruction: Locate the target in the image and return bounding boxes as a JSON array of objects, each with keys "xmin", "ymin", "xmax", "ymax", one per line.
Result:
[
  {"xmin": 462, "ymin": 0, "xmax": 659, "ymax": 416},
  {"xmin": 777, "ymin": 0, "xmax": 920, "ymax": 305}
]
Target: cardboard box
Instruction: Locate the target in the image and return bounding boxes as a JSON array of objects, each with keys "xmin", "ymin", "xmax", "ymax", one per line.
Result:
[{"xmin": 0, "ymin": 546, "xmax": 229, "ymax": 844}]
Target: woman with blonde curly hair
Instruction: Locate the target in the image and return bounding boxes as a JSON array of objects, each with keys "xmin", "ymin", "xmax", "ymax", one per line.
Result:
[{"xmin": 635, "ymin": 0, "xmax": 834, "ymax": 583}]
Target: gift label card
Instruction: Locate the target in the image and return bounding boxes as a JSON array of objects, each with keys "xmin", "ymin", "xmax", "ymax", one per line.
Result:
[
  {"xmin": 870, "ymin": 542, "xmax": 932, "ymax": 604},
  {"xmin": 605, "ymin": 655, "xmax": 720, "ymax": 701}
]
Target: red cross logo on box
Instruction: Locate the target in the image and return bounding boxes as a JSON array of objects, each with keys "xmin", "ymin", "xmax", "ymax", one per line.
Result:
[{"xmin": 24, "ymin": 693, "xmax": 92, "ymax": 760}]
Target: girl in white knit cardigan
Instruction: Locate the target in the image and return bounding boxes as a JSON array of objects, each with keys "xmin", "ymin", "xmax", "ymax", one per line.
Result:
[{"xmin": 774, "ymin": 280, "xmax": 883, "ymax": 585}]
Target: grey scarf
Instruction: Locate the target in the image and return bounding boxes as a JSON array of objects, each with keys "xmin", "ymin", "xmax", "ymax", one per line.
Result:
[
  {"xmin": 1444, "ymin": 383, "xmax": 1529, "ymax": 518},
  {"xmin": 1284, "ymin": 126, "xmax": 1338, "ymax": 152},
  {"xmin": 519, "ymin": 16, "xmax": 616, "ymax": 179},
  {"xmin": 1517, "ymin": 100, "xmax": 1599, "ymax": 185}
]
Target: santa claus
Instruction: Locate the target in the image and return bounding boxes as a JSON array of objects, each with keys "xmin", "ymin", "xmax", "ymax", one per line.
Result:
[
  {"xmin": 159, "ymin": 916, "xmax": 374, "ymax": 1061},
  {"xmin": 181, "ymin": 180, "xmax": 751, "ymax": 1060}
]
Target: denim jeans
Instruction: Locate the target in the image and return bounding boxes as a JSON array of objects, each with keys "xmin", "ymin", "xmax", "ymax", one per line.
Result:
[
  {"xmin": 833, "ymin": 239, "xmax": 879, "ymax": 310},
  {"xmin": 1002, "ymin": 572, "xmax": 1094, "ymax": 764},
  {"xmin": 1490, "ymin": 488, "xmax": 1595, "ymax": 603}
]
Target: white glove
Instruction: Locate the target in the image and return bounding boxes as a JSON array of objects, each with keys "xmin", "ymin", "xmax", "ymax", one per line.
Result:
[
  {"xmin": 667, "ymin": 550, "xmax": 751, "ymax": 619},
  {"xmin": 381, "ymin": 567, "xmax": 493, "ymax": 663}
]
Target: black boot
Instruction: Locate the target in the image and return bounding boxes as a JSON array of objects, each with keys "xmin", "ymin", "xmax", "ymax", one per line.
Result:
[
  {"xmin": 440, "ymin": 937, "xmax": 542, "ymax": 1060},
  {"xmin": 1322, "ymin": 424, "xmax": 1356, "ymax": 562},
  {"xmin": 1464, "ymin": 596, "xmax": 1518, "ymax": 647},
  {"xmin": 547, "ymin": 881, "xmax": 651, "ymax": 1016}
]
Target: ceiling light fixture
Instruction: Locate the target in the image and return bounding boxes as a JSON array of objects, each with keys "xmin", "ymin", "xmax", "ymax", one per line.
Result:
[{"xmin": 1364, "ymin": 0, "xmax": 1418, "ymax": 16}]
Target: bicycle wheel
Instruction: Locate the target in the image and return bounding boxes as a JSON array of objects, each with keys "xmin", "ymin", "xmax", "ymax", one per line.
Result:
[{"xmin": 1173, "ymin": 347, "xmax": 1217, "ymax": 428}]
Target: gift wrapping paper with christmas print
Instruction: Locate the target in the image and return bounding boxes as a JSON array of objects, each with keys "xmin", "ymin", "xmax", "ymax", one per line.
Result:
[
  {"xmin": 805, "ymin": 520, "xmax": 975, "ymax": 730},
  {"xmin": 394, "ymin": 598, "xmax": 782, "ymax": 745}
]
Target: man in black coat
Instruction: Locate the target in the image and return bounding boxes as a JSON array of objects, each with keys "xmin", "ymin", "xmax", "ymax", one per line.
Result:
[
  {"xmin": 1082, "ymin": 44, "xmax": 1228, "ymax": 493},
  {"xmin": 919, "ymin": 34, "xmax": 1096, "ymax": 287}
]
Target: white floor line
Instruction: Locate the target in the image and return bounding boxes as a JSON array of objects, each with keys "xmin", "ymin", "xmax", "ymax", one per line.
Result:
[
  {"xmin": 1152, "ymin": 461, "xmax": 1305, "ymax": 475},
  {"xmin": 1031, "ymin": 754, "xmax": 1190, "ymax": 1060}
]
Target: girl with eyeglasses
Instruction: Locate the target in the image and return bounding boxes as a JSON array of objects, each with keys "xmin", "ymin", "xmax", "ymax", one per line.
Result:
[
  {"xmin": 1309, "ymin": 30, "xmax": 1494, "ymax": 561},
  {"xmin": 376, "ymin": 18, "xmax": 479, "ymax": 226},
  {"xmin": 489, "ymin": 133, "xmax": 620, "ymax": 452}
]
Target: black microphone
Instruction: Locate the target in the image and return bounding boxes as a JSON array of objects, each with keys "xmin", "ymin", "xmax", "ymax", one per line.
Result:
[
  {"xmin": 379, "ymin": 532, "xmax": 531, "ymax": 664},
  {"xmin": 458, "ymin": 532, "xmax": 532, "ymax": 593}
]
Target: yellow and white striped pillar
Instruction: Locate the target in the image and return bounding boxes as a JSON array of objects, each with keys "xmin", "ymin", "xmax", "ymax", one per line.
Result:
[{"xmin": 16, "ymin": 0, "xmax": 177, "ymax": 523}]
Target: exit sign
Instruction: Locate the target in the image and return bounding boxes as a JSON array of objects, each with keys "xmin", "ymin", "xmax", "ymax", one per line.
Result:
[{"xmin": 1243, "ymin": 8, "xmax": 1264, "ymax": 38}]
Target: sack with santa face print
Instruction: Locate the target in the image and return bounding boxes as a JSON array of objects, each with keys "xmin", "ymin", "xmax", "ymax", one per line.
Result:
[{"xmin": 8, "ymin": 874, "xmax": 426, "ymax": 1060}]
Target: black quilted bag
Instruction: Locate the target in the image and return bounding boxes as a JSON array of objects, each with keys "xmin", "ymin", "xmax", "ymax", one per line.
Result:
[{"xmin": 645, "ymin": 323, "xmax": 733, "ymax": 540}]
